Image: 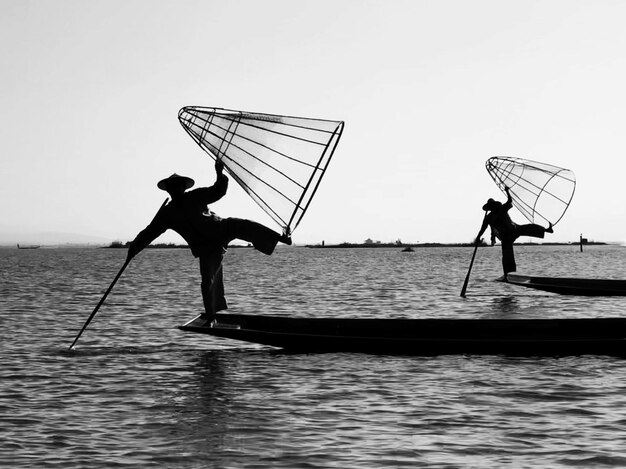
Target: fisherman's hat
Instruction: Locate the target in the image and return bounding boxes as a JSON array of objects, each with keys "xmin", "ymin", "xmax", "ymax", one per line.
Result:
[
  {"xmin": 157, "ymin": 173, "xmax": 195, "ymax": 191},
  {"xmin": 482, "ymin": 198, "xmax": 502, "ymax": 211}
]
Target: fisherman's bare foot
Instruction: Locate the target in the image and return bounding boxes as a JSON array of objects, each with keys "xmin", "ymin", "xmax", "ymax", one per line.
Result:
[
  {"xmin": 200, "ymin": 313, "xmax": 216, "ymax": 325},
  {"xmin": 546, "ymin": 223, "xmax": 553, "ymax": 234}
]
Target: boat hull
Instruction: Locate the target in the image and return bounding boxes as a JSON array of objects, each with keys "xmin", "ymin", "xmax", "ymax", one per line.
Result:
[
  {"xmin": 502, "ymin": 274, "xmax": 626, "ymax": 296},
  {"xmin": 179, "ymin": 314, "xmax": 626, "ymax": 356}
]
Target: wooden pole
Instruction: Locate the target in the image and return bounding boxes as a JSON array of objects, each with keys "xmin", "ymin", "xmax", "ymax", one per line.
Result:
[
  {"xmin": 68, "ymin": 258, "xmax": 130, "ymax": 350},
  {"xmin": 460, "ymin": 214, "xmax": 487, "ymax": 298},
  {"xmin": 68, "ymin": 198, "xmax": 168, "ymax": 350}
]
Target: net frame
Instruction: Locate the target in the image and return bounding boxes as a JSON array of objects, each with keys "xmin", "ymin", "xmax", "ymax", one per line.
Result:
[
  {"xmin": 485, "ymin": 156, "xmax": 576, "ymax": 227},
  {"xmin": 178, "ymin": 106, "xmax": 344, "ymax": 234}
]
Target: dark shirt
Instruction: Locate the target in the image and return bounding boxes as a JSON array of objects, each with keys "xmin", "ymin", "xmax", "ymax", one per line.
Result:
[
  {"xmin": 132, "ymin": 174, "xmax": 228, "ymax": 257},
  {"xmin": 486, "ymin": 198, "xmax": 515, "ymax": 240}
]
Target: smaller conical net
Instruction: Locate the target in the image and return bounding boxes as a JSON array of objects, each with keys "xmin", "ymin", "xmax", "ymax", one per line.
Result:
[
  {"xmin": 179, "ymin": 106, "xmax": 344, "ymax": 234},
  {"xmin": 486, "ymin": 156, "xmax": 576, "ymax": 227}
]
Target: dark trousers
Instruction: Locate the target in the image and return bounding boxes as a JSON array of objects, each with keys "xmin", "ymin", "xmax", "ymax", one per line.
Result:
[
  {"xmin": 220, "ymin": 217, "xmax": 281, "ymax": 255},
  {"xmin": 198, "ymin": 218, "xmax": 281, "ymax": 318},
  {"xmin": 500, "ymin": 223, "xmax": 547, "ymax": 275},
  {"xmin": 199, "ymin": 252, "xmax": 227, "ymax": 317}
]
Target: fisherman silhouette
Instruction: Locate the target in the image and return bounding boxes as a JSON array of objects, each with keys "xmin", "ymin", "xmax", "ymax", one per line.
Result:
[
  {"xmin": 476, "ymin": 186, "xmax": 553, "ymax": 278},
  {"xmin": 127, "ymin": 159, "xmax": 291, "ymax": 324}
]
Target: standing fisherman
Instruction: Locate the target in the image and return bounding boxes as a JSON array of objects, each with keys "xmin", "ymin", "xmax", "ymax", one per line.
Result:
[
  {"xmin": 476, "ymin": 187, "xmax": 553, "ymax": 278},
  {"xmin": 127, "ymin": 159, "xmax": 291, "ymax": 324}
]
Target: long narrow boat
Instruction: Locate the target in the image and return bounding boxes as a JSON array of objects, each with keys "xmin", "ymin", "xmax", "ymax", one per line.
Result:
[
  {"xmin": 500, "ymin": 274, "xmax": 626, "ymax": 296},
  {"xmin": 179, "ymin": 313, "xmax": 626, "ymax": 356}
]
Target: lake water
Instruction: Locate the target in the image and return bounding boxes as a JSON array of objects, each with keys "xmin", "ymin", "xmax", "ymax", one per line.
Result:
[{"xmin": 3, "ymin": 244, "xmax": 626, "ymax": 468}]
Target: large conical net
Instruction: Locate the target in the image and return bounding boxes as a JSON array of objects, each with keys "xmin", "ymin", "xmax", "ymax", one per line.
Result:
[
  {"xmin": 179, "ymin": 106, "xmax": 344, "ymax": 234},
  {"xmin": 486, "ymin": 156, "xmax": 576, "ymax": 227}
]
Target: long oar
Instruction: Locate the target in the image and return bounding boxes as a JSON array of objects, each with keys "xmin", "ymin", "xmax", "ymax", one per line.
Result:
[
  {"xmin": 68, "ymin": 258, "xmax": 130, "ymax": 350},
  {"xmin": 68, "ymin": 199, "xmax": 168, "ymax": 350},
  {"xmin": 460, "ymin": 214, "xmax": 487, "ymax": 298}
]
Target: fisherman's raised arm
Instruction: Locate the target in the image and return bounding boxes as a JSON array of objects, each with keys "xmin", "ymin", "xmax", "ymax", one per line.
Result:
[
  {"xmin": 191, "ymin": 159, "xmax": 229, "ymax": 204},
  {"xmin": 503, "ymin": 186, "xmax": 513, "ymax": 210}
]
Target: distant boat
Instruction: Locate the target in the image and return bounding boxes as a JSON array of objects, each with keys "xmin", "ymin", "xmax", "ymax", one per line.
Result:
[
  {"xmin": 17, "ymin": 244, "xmax": 40, "ymax": 249},
  {"xmin": 401, "ymin": 247, "xmax": 414, "ymax": 252}
]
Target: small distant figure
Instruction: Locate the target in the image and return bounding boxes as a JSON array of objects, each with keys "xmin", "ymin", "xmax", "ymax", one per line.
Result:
[
  {"xmin": 476, "ymin": 187, "xmax": 553, "ymax": 278},
  {"xmin": 127, "ymin": 160, "xmax": 291, "ymax": 323}
]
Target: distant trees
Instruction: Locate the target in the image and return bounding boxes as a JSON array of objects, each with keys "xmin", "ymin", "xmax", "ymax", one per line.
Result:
[{"xmin": 364, "ymin": 238, "xmax": 413, "ymax": 246}]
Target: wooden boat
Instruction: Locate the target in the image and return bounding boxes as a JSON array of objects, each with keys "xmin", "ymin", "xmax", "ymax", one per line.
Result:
[
  {"xmin": 500, "ymin": 274, "xmax": 626, "ymax": 296},
  {"xmin": 179, "ymin": 313, "xmax": 626, "ymax": 356},
  {"xmin": 17, "ymin": 243, "xmax": 40, "ymax": 249}
]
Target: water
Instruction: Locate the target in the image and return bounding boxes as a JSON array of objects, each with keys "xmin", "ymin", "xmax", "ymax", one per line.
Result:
[{"xmin": 2, "ymin": 245, "xmax": 626, "ymax": 468}]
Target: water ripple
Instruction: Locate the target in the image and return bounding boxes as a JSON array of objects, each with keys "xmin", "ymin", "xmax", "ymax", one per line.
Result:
[{"xmin": 3, "ymin": 246, "xmax": 626, "ymax": 467}]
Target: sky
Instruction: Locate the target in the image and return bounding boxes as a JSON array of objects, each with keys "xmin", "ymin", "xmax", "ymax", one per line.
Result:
[{"xmin": 2, "ymin": 0, "xmax": 626, "ymax": 246}]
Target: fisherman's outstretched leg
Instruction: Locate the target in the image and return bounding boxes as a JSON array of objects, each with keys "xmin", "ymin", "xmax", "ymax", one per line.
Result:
[
  {"xmin": 222, "ymin": 217, "xmax": 290, "ymax": 255},
  {"xmin": 199, "ymin": 252, "xmax": 227, "ymax": 321},
  {"xmin": 517, "ymin": 223, "xmax": 553, "ymax": 239}
]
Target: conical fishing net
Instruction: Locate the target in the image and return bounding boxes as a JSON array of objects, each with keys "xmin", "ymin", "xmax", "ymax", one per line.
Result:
[
  {"xmin": 486, "ymin": 156, "xmax": 576, "ymax": 226},
  {"xmin": 179, "ymin": 106, "xmax": 344, "ymax": 234}
]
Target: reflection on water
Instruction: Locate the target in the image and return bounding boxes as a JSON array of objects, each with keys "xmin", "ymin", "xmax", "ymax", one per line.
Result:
[
  {"xmin": 489, "ymin": 296, "xmax": 520, "ymax": 316},
  {"xmin": 2, "ymin": 245, "xmax": 626, "ymax": 467}
]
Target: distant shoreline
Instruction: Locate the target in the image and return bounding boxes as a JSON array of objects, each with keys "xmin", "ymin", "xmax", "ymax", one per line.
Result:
[
  {"xmin": 304, "ymin": 241, "xmax": 609, "ymax": 249},
  {"xmin": 100, "ymin": 241, "xmax": 610, "ymax": 249},
  {"xmin": 0, "ymin": 241, "xmax": 612, "ymax": 249},
  {"xmin": 103, "ymin": 242, "xmax": 252, "ymax": 249}
]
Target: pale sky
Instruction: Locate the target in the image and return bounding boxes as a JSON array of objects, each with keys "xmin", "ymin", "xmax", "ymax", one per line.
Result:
[{"xmin": 2, "ymin": 0, "xmax": 626, "ymax": 245}]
